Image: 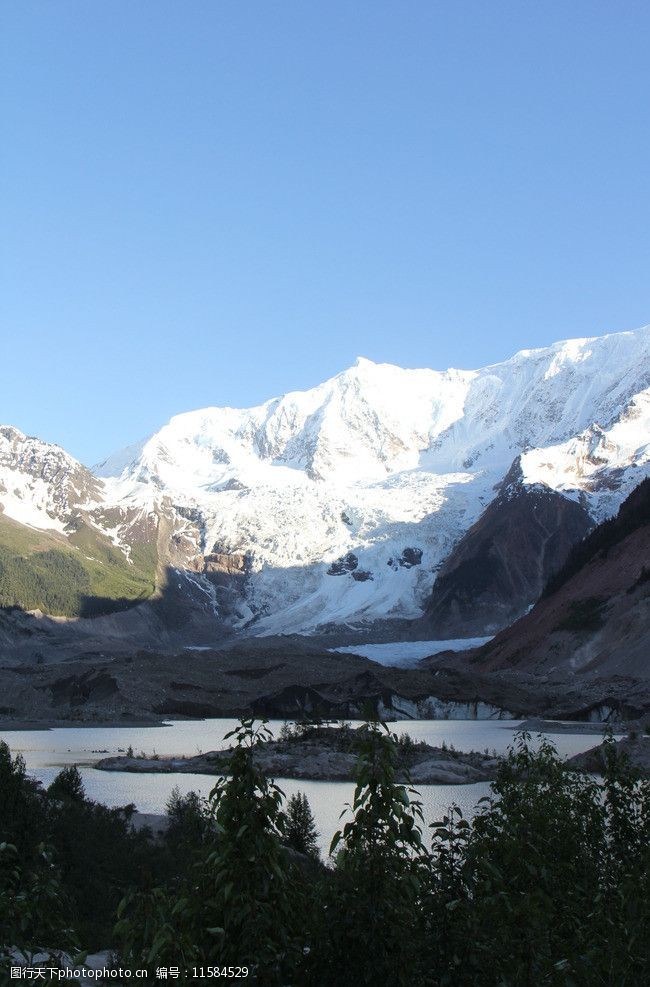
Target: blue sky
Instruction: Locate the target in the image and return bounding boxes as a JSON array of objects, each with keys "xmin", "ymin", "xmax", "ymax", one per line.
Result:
[{"xmin": 1, "ymin": 2, "xmax": 649, "ymax": 465}]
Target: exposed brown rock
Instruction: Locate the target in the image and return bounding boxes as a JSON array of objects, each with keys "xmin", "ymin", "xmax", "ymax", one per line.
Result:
[{"xmin": 204, "ymin": 552, "xmax": 249, "ymax": 578}]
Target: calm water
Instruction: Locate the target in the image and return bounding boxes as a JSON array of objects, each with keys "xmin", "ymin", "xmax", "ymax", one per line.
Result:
[{"xmin": 0, "ymin": 718, "xmax": 612, "ymax": 852}]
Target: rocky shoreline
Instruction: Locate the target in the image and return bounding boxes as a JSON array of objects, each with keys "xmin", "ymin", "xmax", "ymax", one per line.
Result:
[
  {"xmin": 95, "ymin": 725, "xmax": 501, "ymax": 785},
  {"xmin": 567, "ymin": 734, "xmax": 650, "ymax": 778}
]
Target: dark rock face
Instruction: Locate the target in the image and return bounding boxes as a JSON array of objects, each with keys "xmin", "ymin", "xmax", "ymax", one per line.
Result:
[
  {"xmin": 204, "ymin": 551, "xmax": 249, "ymax": 580},
  {"xmin": 252, "ymin": 684, "xmax": 344, "ymax": 718},
  {"xmin": 153, "ymin": 699, "xmax": 227, "ymax": 718},
  {"xmin": 327, "ymin": 552, "xmax": 359, "ymax": 575},
  {"xmin": 387, "ymin": 547, "xmax": 423, "ymax": 570},
  {"xmin": 351, "ymin": 570, "xmax": 373, "ymax": 582},
  {"xmin": 421, "ymin": 460, "xmax": 593, "ymax": 637},
  {"xmin": 401, "ymin": 547, "xmax": 422, "ymax": 567}
]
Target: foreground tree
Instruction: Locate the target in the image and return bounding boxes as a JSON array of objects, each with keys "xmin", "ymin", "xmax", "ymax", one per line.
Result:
[
  {"xmin": 425, "ymin": 731, "xmax": 650, "ymax": 987},
  {"xmin": 0, "ymin": 742, "xmax": 48, "ymax": 865},
  {"xmin": 116, "ymin": 718, "xmax": 304, "ymax": 984},
  {"xmin": 48, "ymin": 766, "xmax": 86, "ymax": 803},
  {"xmin": 589, "ymin": 735, "xmax": 650, "ymax": 984},
  {"xmin": 0, "ymin": 744, "xmax": 80, "ymax": 970},
  {"xmin": 199, "ymin": 718, "xmax": 302, "ymax": 982},
  {"xmin": 0, "ymin": 840, "xmax": 80, "ymax": 972},
  {"xmin": 306, "ymin": 719, "xmax": 429, "ymax": 987},
  {"xmin": 164, "ymin": 786, "xmax": 214, "ymax": 862},
  {"xmin": 5, "ymin": 720, "xmax": 650, "ymax": 985}
]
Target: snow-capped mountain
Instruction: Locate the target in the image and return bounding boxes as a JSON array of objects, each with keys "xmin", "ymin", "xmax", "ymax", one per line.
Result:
[
  {"xmin": 0, "ymin": 425, "xmax": 102, "ymax": 532},
  {"xmin": 0, "ymin": 325, "xmax": 647, "ymax": 632},
  {"xmin": 88, "ymin": 324, "xmax": 650, "ymax": 635}
]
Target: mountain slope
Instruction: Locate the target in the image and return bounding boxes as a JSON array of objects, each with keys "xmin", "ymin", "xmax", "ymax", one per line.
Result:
[
  {"xmin": 470, "ymin": 478, "xmax": 650, "ymax": 680},
  {"xmin": 0, "ymin": 425, "xmax": 101, "ymax": 530},
  {"xmin": 0, "ymin": 514, "xmax": 156, "ymax": 617},
  {"xmin": 0, "ymin": 427, "xmax": 157, "ymax": 616}
]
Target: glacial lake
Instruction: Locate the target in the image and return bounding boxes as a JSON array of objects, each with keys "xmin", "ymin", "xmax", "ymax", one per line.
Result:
[{"xmin": 0, "ymin": 718, "xmax": 615, "ymax": 853}]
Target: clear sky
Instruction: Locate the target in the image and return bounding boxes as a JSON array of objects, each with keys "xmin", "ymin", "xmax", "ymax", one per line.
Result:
[{"xmin": 1, "ymin": 1, "xmax": 649, "ymax": 465}]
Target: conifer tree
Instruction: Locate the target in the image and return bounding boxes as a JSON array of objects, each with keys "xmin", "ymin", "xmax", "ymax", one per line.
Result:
[
  {"xmin": 283, "ymin": 792, "xmax": 319, "ymax": 858},
  {"xmin": 48, "ymin": 766, "xmax": 86, "ymax": 803}
]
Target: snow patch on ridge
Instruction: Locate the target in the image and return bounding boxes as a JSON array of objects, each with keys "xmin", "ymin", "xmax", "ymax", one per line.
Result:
[
  {"xmin": 520, "ymin": 387, "xmax": 650, "ymax": 520},
  {"xmin": 0, "ymin": 489, "xmax": 68, "ymax": 533}
]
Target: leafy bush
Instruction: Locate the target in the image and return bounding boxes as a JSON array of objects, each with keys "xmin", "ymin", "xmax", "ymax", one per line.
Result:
[
  {"xmin": 198, "ymin": 719, "xmax": 302, "ymax": 981},
  {"xmin": 116, "ymin": 719, "xmax": 306, "ymax": 984},
  {"xmin": 3, "ymin": 724, "xmax": 650, "ymax": 985},
  {"xmin": 0, "ymin": 841, "xmax": 79, "ymax": 970},
  {"xmin": 424, "ymin": 731, "xmax": 650, "ymax": 986},
  {"xmin": 0, "ymin": 742, "xmax": 165, "ymax": 952}
]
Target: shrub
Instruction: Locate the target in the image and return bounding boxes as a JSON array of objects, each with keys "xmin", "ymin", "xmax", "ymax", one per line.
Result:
[{"xmin": 424, "ymin": 731, "xmax": 650, "ymax": 986}]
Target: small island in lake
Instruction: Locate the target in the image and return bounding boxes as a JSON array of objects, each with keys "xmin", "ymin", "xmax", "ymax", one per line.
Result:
[{"xmin": 95, "ymin": 724, "xmax": 501, "ymax": 784}]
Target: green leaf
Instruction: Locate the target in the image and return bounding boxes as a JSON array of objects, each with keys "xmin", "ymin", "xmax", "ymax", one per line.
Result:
[{"xmin": 330, "ymin": 831, "xmax": 342, "ymax": 855}]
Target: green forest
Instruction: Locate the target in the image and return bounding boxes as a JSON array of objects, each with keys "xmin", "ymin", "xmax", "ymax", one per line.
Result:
[{"xmin": 0, "ymin": 515, "xmax": 156, "ymax": 617}]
